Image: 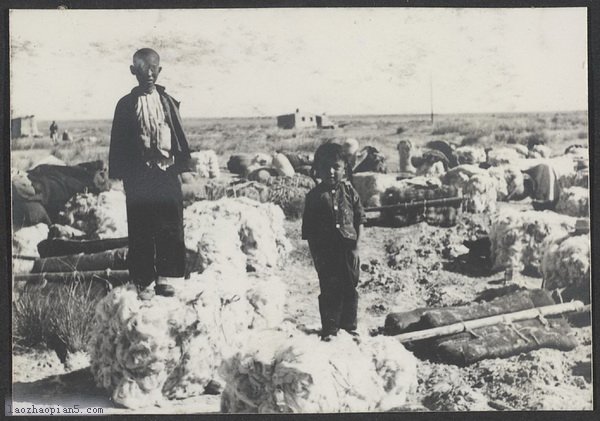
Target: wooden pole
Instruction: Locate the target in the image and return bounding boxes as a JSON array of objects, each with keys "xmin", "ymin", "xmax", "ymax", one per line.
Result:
[
  {"xmin": 13, "ymin": 270, "xmax": 130, "ymax": 287},
  {"xmin": 365, "ymin": 196, "xmax": 464, "ymax": 213},
  {"xmin": 394, "ymin": 301, "xmax": 589, "ymax": 343}
]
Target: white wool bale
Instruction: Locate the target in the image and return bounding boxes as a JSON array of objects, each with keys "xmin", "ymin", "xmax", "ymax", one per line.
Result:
[
  {"xmin": 511, "ymin": 144, "xmax": 529, "ymax": 157},
  {"xmin": 12, "ymin": 223, "xmax": 49, "ymax": 273},
  {"xmin": 219, "ymin": 329, "xmax": 417, "ymax": 413},
  {"xmin": 252, "ymin": 153, "xmax": 273, "ymax": 168},
  {"xmin": 487, "ymin": 165, "xmax": 524, "ymax": 201},
  {"xmin": 528, "ymin": 145, "xmax": 552, "ymax": 159},
  {"xmin": 541, "ymin": 233, "xmax": 590, "ymax": 291},
  {"xmin": 184, "ymin": 198, "xmax": 291, "ymax": 272},
  {"xmin": 350, "ymin": 172, "xmax": 398, "ymax": 207},
  {"xmin": 556, "ymin": 187, "xmax": 589, "ymax": 218},
  {"xmin": 272, "ymin": 153, "xmax": 295, "ymax": 177},
  {"xmin": 490, "ymin": 209, "xmax": 577, "ymax": 273},
  {"xmin": 565, "ymin": 146, "xmax": 589, "ymax": 161},
  {"xmin": 486, "ymin": 147, "xmax": 523, "ymax": 166},
  {"xmin": 463, "ymin": 173, "xmax": 497, "ymax": 213},
  {"xmin": 416, "ymin": 161, "xmax": 446, "ymax": 177},
  {"xmin": 89, "ymin": 273, "xmax": 255, "ymax": 408},
  {"xmin": 245, "ymin": 274, "xmax": 287, "ymax": 330},
  {"xmin": 30, "ymin": 155, "xmax": 66, "ymax": 169},
  {"xmin": 442, "ymin": 165, "xmax": 485, "ymax": 190},
  {"xmin": 60, "ymin": 190, "xmax": 127, "ymax": 239},
  {"xmin": 454, "ymin": 146, "xmax": 486, "ymax": 165},
  {"xmin": 190, "ymin": 150, "xmax": 221, "ymax": 178}
]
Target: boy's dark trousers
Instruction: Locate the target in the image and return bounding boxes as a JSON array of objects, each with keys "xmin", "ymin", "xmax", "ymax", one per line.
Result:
[
  {"xmin": 310, "ymin": 236, "xmax": 360, "ymax": 335},
  {"xmin": 123, "ymin": 165, "xmax": 185, "ymax": 288}
]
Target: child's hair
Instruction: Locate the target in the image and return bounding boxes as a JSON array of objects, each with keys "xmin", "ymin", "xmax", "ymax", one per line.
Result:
[{"xmin": 313, "ymin": 142, "xmax": 346, "ymax": 169}]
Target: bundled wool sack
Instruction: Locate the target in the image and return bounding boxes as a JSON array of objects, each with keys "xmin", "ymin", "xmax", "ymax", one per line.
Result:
[
  {"xmin": 272, "ymin": 153, "xmax": 295, "ymax": 177},
  {"xmin": 12, "ymin": 223, "xmax": 49, "ymax": 273},
  {"xmin": 245, "ymin": 274, "xmax": 287, "ymax": 330},
  {"xmin": 486, "ymin": 147, "xmax": 523, "ymax": 167},
  {"xmin": 454, "ymin": 146, "xmax": 486, "ymax": 165},
  {"xmin": 490, "ymin": 209, "xmax": 577, "ymax": 273},
  {"xmin": 59, "ymin": 190, "xmax": 127, "ymax": 239},
  {"xmin": 352, "ymin": 172, "xmax": 402, "ymax": 207},
  {"xmin": 88, "ymin": 274, "xmax": 257, "ymax": 408},
  {"xmin": 184, "ymin": 197, "xmax": 291, "ymax": 272},
  {"xmin": 528, "ymin": 145, "xmax": 552, "ymax": 159},
  {"xmin": 487, "ymin": 165, "xmax": 524, "ymax": 201},
  {"xmin": 190, "ymin": 150, "xmax": 220, "ymax": 178},
  {"xmin": 541, "ymin": 233, "xmax": 590, "ymax": 291},
  {"xmin": 462, "ymin": 173, "xmax": 497, "ymax": 213},
  {"xmin": 219, "ymin": 329, "xmax": 418, "ymax": 413},
  {"xmin": 556, "ymin": 187, "xmax": 589, "ymax": 217}
]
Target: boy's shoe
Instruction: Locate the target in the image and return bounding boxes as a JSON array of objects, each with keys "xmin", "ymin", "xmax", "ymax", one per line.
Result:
[
  {"xmin": 137, "ymin": 285, "xmax": 155, "ymax": 301},
  {"xmin": 345, "ymin": 330, "xmax": 360, "ymax": 337},
  {"xmin": 320, "ymin": 335, "xmax": 333, "ymax": 342},
  {"xmin": 155, "ymin": 283, "xmax": 175, "ymax": 297}
]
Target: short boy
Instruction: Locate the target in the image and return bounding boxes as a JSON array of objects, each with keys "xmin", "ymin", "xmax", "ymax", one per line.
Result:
[
  {"xmin": 302, "ymin": 143, "xmax": 366, "ymax": 340},
  {"xmin": 108, "ymin": 48, "xmax": 192, "ymax": 298}
]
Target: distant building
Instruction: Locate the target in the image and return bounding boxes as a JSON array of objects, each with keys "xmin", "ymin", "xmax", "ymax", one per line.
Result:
[
  {"xmin": 277, "ymin": 108, "xmax": 335, "ymax": 129},
  {"xmin": 11, "ymin": 115, "xmax": 40, "ymax": 138}
]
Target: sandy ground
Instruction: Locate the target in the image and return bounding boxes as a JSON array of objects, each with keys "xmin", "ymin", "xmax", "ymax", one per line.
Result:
[{"xmin": 11, "ymin": 201, "xmax": 593, "ymax": 413}]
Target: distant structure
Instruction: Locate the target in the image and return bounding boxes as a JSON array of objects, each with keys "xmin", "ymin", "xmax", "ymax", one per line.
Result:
[
  {"xmin": 277, "ymin": 108, "xmax": 336, "ymax": 129},
  {"xmin": 11, "ymin": 115, "xmax": 40, "ymax": 138}
]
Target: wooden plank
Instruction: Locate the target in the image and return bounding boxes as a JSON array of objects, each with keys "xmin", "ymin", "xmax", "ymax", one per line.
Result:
[{"xmin": 365, "ymin": 196, "xmax": 464, "ymax": 213}]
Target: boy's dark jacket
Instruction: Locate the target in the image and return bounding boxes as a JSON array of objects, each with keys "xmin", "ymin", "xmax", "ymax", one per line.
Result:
[{"xmin": 108, "ymin": 85, "xmax": 192, "ymax": 180}]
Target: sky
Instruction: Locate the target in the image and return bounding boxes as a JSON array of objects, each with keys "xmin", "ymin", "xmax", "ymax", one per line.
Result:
[{"xmin": 10, "ymin": 8, "xmax": 588, "ymax": 120}]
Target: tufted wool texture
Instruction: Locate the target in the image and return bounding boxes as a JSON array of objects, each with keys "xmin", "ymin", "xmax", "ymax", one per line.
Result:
[
  {"xmin": 556, "ymin": 187, "xmax": 589, "ymax": 218},
  {"xmin": 541, "ymin": 233, "xmax": 590, "ymax": 291}
]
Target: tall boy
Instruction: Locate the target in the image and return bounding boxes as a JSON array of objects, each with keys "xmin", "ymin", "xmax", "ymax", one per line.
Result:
[
  {"xmin": 302, "ymin": 143, "xmax": 366, "ymax": 340},
  {"xmin": 108, "ymin": 48, "xmax": 191, "ymax": 299}
]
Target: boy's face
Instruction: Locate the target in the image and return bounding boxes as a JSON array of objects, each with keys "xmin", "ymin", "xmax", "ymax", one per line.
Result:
[
  {"xmin": 130, "ymin": 52, "xmax": 162, "ymax": 93},
  {"xmin": 317, "ymin": 158, "xmax": 346, "ymax": 187}
]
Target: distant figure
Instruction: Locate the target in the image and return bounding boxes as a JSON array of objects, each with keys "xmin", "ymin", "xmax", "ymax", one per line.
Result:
[
  {"xmin": 108, "ymin": 48, "xmax": 192, "ymax": 300},
  {"xmin": 49, "ymin": 121, "xmax": 58, "ymax": 144},
  {"xmin": 62, "ymin": 130, "xmax": 72, "ymax": 141},
  {"xmin": 302, "ymin": 143, "xmax": 365, "ymax": 341}
]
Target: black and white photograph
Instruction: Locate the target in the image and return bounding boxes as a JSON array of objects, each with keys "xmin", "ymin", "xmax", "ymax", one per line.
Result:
[{"xmin": 6, "ymin": 5, "xmax": 594, "ymax": 415}]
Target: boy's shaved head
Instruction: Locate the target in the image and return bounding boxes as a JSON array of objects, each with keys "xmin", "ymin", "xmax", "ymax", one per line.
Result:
[{"xmin": 133, "ymin": 48, "xmax": 160, "ymax": 63}]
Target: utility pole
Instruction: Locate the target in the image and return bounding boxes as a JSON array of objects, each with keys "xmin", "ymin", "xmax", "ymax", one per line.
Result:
[{"xmin": 430, "ymin": 72, "xmax": 434, "ymax": 124}]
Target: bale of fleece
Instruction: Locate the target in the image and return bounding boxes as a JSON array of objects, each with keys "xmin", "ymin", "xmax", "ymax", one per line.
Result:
[
  {"xmin": 88, "ymin": 268, "xmax": 287, "ymax": 408},
  {"xmin": 245, "ymin": 274, "xmax": 287, "ymax": 330},
  {"xmin": 528, "ymin": 145, "xmax": 552, "ymax": 159},
  {"xmin": 219, "ymin": 329, "xmax": 418, "ymax": 413},
  {"xmin": 352, "ymin": 172, "xmax": 403, "ymax": 207},
  {"xmin": 190, "ymin": 150, "xmax": 220, "ymax": 178},
  {"xmin": 556, "ymin": 187, "xmax": 589, "ymax": 218},
  {"xmin": 490, "ymin": 209, "xmax": 577, "ymax": 273},
  {"xmin": 541, "ymin": 233, "xmax": 590, "ymax": 291},
  {"xmin": 462, "ymin": 173, "xmax": 497, "ymax": 213},
  {"xmin": 12, "ymin": 223, "xmax": 49, "ymax": 273},
  {"xmin": 454, "ymin": 146, "xmax": 486, "ymax": 165},
  {"xmin": 59, "ymin": 190, "xmax": 127, "ymax": 239},
  {"xmin": 486, "ymin": 147, "xmax": 523, "ymax": 166},
  {"xmin": 487, "ymin": 165, "xmax": 524, "ymax": 201},
  {"xmin": 184, "ymin": 197, "xmax": 291, "ymax": 272}
]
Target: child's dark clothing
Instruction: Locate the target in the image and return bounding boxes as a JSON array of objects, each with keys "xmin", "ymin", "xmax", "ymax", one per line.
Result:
[
  {"xmin": 109, "ymin": 85, "xmax": 191, "ymax": 287},
  {"xmin": 302, "ymin": 180, "xmax": 366, "ymax": 335}
]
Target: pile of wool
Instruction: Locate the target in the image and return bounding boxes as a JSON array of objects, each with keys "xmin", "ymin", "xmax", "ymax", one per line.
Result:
[
  {"xmin": 190, "ymin": 150, "xmax": 220, "ymax": 178},
  {"xmin": 451, "ymin": 172, "xmax": 496, "ymax": 213},
  {"xmin": 454, "ymin": 146, "xmax": 486, "ymax": 165},
  {"xmin": 263, "ymin": 174, "xmax": 315, "ymax": 220},
  {"xmin": 184, "ymin": 197, "xmax": 291, "ymax": 272},
  {"xmin": 546, "ymin": 156, "xmax": 588, "ymax": 189},
  {"xmin": 556, "ymin": 187, "xmax": 589, "ymax": 217},
  {"xmin": 352, "ymin": 172, "xmax": 403, "ymax": 207},
  {"xmin": 541, "ymin": 233, "xmax": 590, "ymax": 291},
  {"xmin": 528, "ymin": 145, "xmax": 552, "ymax": 159},
  {"xmin": 88, "ymin": 273, "xmax": 256, "ymax": 408},
  {"xmin": 490, "ymin": 209, "xmax": 577, "ymax": 274},
  {"xmin": 59, "ymin": 190, "xmax": 127, "ymax": 239},
  {"xmin": 486, "ymin": 147, "xmax": 523, "ymax": 166},
  {"xmin": 12, "ymin": 223, "xmax": 49, "ymax": 273},
  {"xmin": 245, "ymin": 274, "xmax": 287, "ymax": 330},
  {"xmin": 219, "ymin": 329, "xmax": 418, "ymax": 413},
  {"xmin": 487, "ymin": 165, "xmax": 524, "ymax": 201}
]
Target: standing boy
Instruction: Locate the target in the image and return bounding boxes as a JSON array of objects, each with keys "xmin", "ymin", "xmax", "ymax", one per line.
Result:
[
  {"xmin": 108, "ymin": 48, "xmax": 192, "ymax": 299},
  {"xmin": 302, "ymin": 143, "xmax": 366, "ymax": 340}
]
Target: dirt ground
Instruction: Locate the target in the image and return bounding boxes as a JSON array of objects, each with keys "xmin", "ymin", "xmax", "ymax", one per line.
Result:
[{"xmin": 11, "ymin": 201, "xmax": 593, "ymax": 413}]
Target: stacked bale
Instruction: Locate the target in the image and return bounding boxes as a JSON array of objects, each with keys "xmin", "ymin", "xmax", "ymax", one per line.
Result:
[
  {"xmin": 541, "ymin": 233, "xmax": 590, "ymax": 292},
  {"xmin": 190, "ymin": 150, "xmax": 220, "ymax": 178},
  {"xmin": 462, "ymin": 174, "xmax": 497, "ymax": 213},
  {"xmin": 184, "ymin": 197, "xmax": 291, "ymax": 272},
  {"xmin": 490, "ymin": 209, "xmax": 577, "ymax": 274},
  {"xmin": 556, "ymin": 187, "xmax": 589, "ymax": 217},
  {"xmin": 487, "ymin": 165, "xmax": 524, "ymax": 201},
  {"xmin": 12, "ymin": 223, "xmax": 49, "ymax": 273},
  {"xmin": 486, "ymin": 147, "xmax": 523, "ymax": 167},
  {"xmin": 352, "ymin": 172, "xmax": 400, "ymax": 207},
  {"xmin": 59, "ymin": 190, "xmax": 128, "ymax": 239},
  {"xmin": 264, "ymin": 175, "xmax": 315, "ymax": 220},
  {"xmin": 528, "ymin": 145, "xmax": 552, "ymax": 159},
  {"xmin": 454, "ymin": 146, "xmax": 486, "ymax": 165},
  {"xmin": 88, "ymin": 270, "xmax": 287, "ymax": 408},
  {"xmin": 219, "ymin": 330, "xmax": 418, "ymax": 413}
]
